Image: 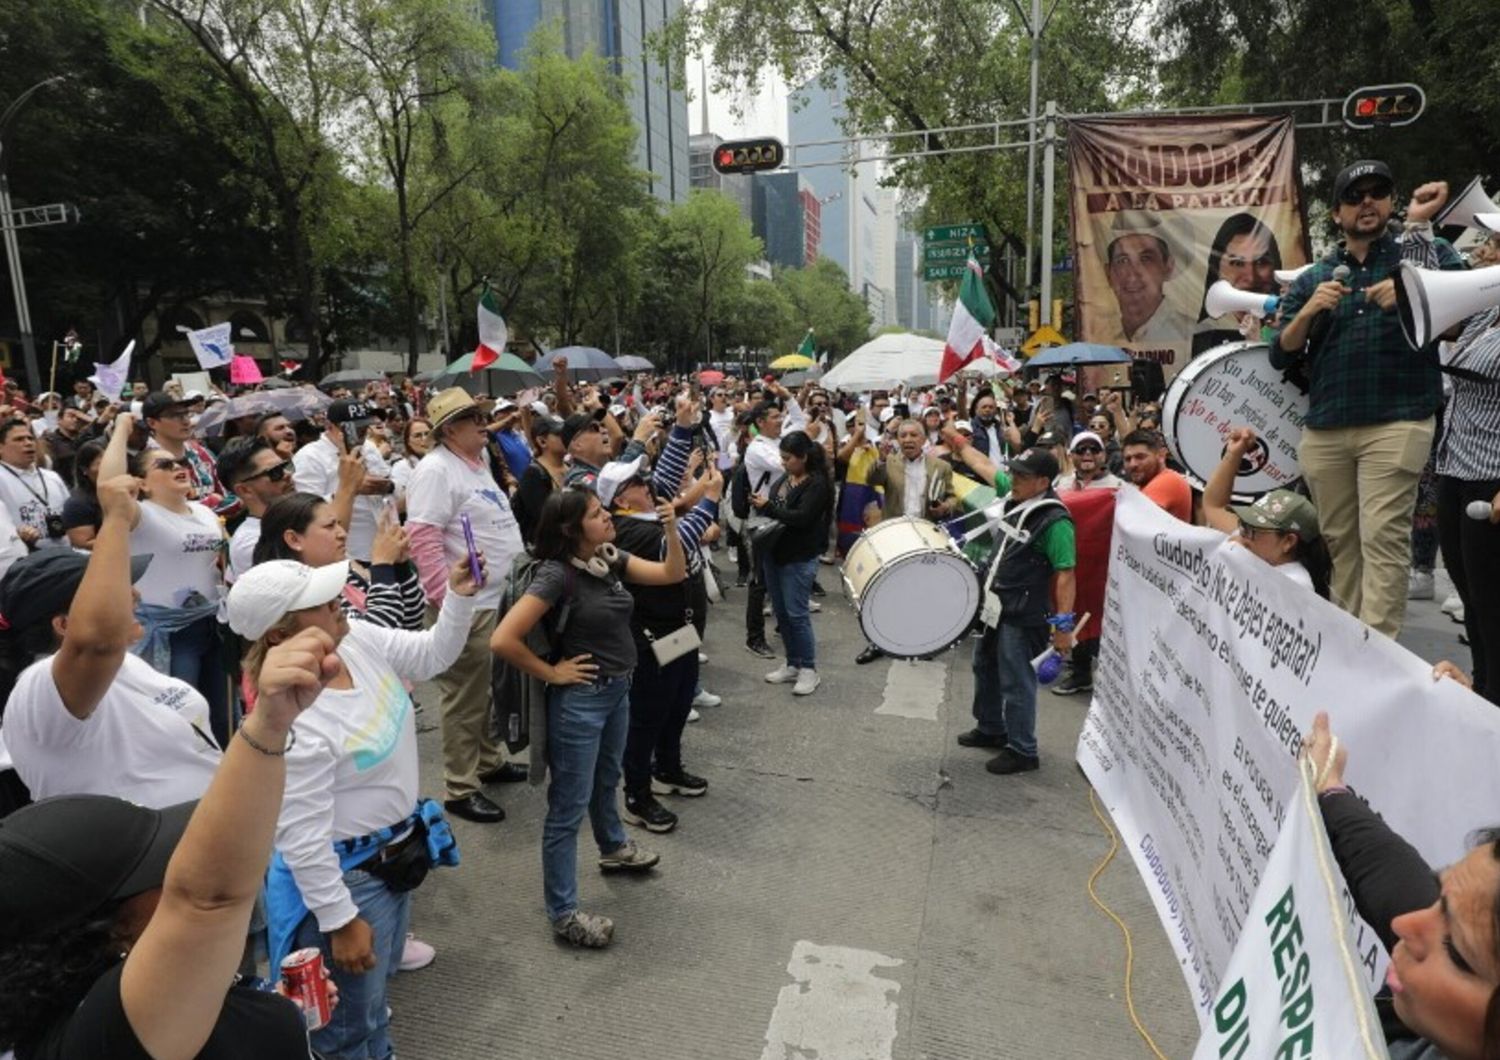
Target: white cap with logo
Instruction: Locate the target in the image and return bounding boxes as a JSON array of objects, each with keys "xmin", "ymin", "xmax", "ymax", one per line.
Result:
[{"xmin": 226, "ymin": 559, "xmax": 350, "ymax": 639}]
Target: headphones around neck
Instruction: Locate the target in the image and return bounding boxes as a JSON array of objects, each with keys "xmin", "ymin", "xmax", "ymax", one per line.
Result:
[{"xmin": 569, "ymin": 541, "xmax": 620, "ymax": 578}]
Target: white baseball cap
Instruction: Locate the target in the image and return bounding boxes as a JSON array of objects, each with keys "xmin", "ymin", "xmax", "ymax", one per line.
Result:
[
  {"xmin": 226, "ymin": 559, "xmax": 349, "ymax": 639},
  {"xmin": 595, "ymin": 454, "xmax": 648, "ymax": 509},
  {"xmin": 1069, "ymin": 431, "xmax": 1105, "ymax": 452}
]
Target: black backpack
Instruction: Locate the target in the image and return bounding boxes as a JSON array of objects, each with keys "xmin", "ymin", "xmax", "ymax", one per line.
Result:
[{"xmin": 729, "ymin": 461, "xmax": 753, "ymax": 521}]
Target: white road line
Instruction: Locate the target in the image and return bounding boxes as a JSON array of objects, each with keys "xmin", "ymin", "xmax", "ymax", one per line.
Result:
[
  {"xmin": 760, "ymin": 941, "xmax": 904, "ymax": 1060},
  {"xmin": 874, "ymin": 658, "xmax": 946, "ymax": 720}
]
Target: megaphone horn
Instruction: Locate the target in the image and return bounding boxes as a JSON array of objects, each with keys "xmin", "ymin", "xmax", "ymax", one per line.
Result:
[
  {"xmin": 1433, "ymin": 176, "xmax": 1498, "ymax": 231},
  {"xmin": 1273, "ymin": 264, "xmax": 1312, "ymax": 287},
  {"xmin": 1474, "ymin": 213, "xmax": 1500, "ymax": 234},
  {"xmin": 1395, "ymin": 261, "xmax": 1500, "ymax": 347},
  {"xmin": 1205, "ymin": 280, "xmax": 1279, "ymax": 319}
]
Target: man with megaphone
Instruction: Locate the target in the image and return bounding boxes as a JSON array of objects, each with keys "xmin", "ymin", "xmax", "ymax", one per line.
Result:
[{"xmin": 1270, "ymin": 160, "xmax": 1464, "ymax": 639}]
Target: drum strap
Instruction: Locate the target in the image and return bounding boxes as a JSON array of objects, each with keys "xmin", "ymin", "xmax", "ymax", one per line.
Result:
[{"xmin": 979, "ymin": 497, "xmax": 1068, "ymax": 627}]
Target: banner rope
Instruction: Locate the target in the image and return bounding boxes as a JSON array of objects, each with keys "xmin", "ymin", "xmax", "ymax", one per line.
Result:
[{"xmin": 1087, "ymin": 786, "xmax": 1170, "ymax": 1060}]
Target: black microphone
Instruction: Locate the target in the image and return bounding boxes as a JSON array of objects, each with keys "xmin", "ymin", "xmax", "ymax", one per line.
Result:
[{"xmin": 1305, "ymin": 264, "xmax": 1351, "ymax": 354}]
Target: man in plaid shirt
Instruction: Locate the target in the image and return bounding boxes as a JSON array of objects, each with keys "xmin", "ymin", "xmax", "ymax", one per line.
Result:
[{"xmin": 1271, "ymin": 160, "xmax": 1462, "ymax": 637}]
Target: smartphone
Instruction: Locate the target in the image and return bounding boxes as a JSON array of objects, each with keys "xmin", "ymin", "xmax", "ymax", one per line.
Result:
[
  {"xmin": 381, "ymin": 496, "xmax": 398, "ymax": 524},
  {"xmin": 340, "ymin": 422, "xmax": 361, "ymax": 449},
  {"xmin": 460, "ymin": 512, "xmax": 485, "ymax": 588}
]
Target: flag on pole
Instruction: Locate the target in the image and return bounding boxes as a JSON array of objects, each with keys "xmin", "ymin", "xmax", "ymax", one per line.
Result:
[
  {"xmin": 939, "ymin": 256, "xmax": 997, "ymax": 383},
  {"xmin": 62, "ymin": 329, "xmax": 83, "ymax": 363},
  {"xmin": 280, "ymin": 360, "xmax": 301, "ymax": 376},
  {"xmin": 186, "ymin": 321, "xmax": 234, "ymax": 370},
  {"xmin": 796, "ymin": 329, "xmax": 815, "ymax": 359},
  {"xmin": 89, "ymin": 340, "xmax": 134, "ymax": 397},
  {"xmin": 473, "ymin": 288, "xmax": 508, "ymax": 373}
]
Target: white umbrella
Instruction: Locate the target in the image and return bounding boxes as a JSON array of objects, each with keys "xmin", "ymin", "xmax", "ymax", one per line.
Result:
[
  {"xmin": 820, "ymin": 332, "xmax": 947, "ymax": 391},
  {"xmin": 195, "ymin": 388, "xmax": 332, "ymax": 436}
]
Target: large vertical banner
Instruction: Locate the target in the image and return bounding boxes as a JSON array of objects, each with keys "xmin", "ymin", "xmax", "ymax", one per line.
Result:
[{"xmin": 1067, "ymin": 115, "xmax": 1311, "ymax": 381}]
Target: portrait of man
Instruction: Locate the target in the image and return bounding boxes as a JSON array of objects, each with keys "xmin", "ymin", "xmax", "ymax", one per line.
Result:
[{"xmin": 1103, "ymin": 211, "xmax": 1194, "ymax": 345}]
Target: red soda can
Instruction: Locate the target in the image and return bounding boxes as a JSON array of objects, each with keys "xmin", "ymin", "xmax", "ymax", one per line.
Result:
[{"xmin": 280, "ymin": 947, "xmax": 332, "ymax": 1031}]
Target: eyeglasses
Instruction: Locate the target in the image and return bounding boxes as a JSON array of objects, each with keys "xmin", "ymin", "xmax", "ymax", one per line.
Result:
[
  {"xmin": 1238, "ymin": 521, "xmax": 1285, "ymax": 539},
  {"xmin": 150, "ymin": 456, "xmax": 191, "ymax": 472},
  {"xmin": 1072, "ymin": 445, "xmax": 1103, "ymax": 455},
  {"xmin": 1339, "ymin": 184, "xmax": 1392, "ymax": 206},
  {"xmin": 241, "ymin": 459, "xmax": 292, "ymax": 484}
]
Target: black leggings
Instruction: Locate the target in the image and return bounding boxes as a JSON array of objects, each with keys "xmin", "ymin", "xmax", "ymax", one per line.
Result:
[{"xmin": 1436, "ymin": 475, "xmax": 1500, "ymax": 705}]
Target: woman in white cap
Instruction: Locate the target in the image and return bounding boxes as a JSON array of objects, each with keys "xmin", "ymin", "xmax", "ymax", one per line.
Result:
[{"xmin": 227, "ymin": 550, "xmax": 481, "ymax": 1060}]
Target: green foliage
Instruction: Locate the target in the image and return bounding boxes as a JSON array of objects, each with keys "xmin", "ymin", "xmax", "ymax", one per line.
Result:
[{"xmin": 772, "ymin": 259, "xmax": 872, "ymax": 359}]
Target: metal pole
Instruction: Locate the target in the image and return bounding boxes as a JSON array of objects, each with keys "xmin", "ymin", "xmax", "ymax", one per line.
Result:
[
  {"xmin": 435, "ymin": 262, "xmax": 450, "ymax": 357},
  {"xmin": 1039, "ymin": 100, "xmax": 1057, "ymax": 325},
  {"xmin": 0, "ymin": 172, "xmax": 40, "ymax": 393},
  {"xmin": 1021, "ymin": 0, "xmax": 1041, "ymax": 312}
]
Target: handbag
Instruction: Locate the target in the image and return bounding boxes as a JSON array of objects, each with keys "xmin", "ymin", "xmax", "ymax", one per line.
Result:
[
  {"xmin": 644, "ymin": 619, "xmax": 701, "ymax": 666},
  {"xmin": 744, "ymin": 471, "xmax": 787, "ymax": 553}
]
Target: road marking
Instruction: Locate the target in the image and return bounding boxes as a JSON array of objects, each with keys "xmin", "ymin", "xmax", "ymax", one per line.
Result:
[
  {"xmin": 760, "ymin": 941, "xmax": 903, "ymax": 1060},
  {"xmin": 875, "ymin": 658, "xmax": 945, "ymax": 720}
]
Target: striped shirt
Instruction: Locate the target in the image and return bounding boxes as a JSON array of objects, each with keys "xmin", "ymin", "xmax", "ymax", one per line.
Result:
[{"xmin": 1435, "ymin": 306, "xmax": 1500, "ymax": 480}]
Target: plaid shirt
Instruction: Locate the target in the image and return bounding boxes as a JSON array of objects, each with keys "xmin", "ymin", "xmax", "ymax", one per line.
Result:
[{"xmin": 1270, "ymin": 228, "xmax": 1463, "ymax": 429}]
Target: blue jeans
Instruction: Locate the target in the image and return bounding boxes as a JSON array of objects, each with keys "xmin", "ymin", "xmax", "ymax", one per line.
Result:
[
  {"xmin": 971, "ymin": 622, "xmax": 1049, "ymax": 758},
  {"xmin": 762, "ymin": 555, "xmax": 818, "ymax": 669},
  {"xmin": 294, "ymin": 868, "xmax": 410, "ymax": 1060},
  {"xmin": 543, "ymin": 675, "xmax": 631, "ymax": 921},
  {"xmin": 169, "ymin": 614, "xmax": 232, "ymax": 747}
]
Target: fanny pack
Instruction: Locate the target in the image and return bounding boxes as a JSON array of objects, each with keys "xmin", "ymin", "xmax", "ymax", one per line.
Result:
[{"xmin": 335, "ymin": 798, "xmax": 460, "ymax": 894}]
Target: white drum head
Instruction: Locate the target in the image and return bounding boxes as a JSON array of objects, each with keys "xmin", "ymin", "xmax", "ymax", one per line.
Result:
[{"xmin": 858, "ymin": 548, "xmax": 979, "ymax": 658}]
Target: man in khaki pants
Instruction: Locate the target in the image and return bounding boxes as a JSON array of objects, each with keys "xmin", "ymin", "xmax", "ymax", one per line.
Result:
[
  {"xmin": 1271, "ymin": 160, "xmax": 1462, "ymax": 636},
  {"xmin": 406, "ymin": 388, "xmax": 527, "ymax": 822}
]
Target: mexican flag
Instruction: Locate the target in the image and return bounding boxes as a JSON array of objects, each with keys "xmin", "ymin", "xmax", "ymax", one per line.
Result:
[
  {"xmin": 939, "ymin": 255, "xmax": 997, "ymax": 382},
  {"xmin": 797, "ymin": 329, "xmax": 815, "ymax": 358},
  {"xmin": 473, "ymin": 288, "xmax": 508, "ymax": 372}
]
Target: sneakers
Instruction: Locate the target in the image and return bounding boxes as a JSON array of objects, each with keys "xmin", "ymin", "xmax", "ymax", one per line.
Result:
[
  {"xmin": 765, "ymin": 664, "xmax": 799, "ymax": 683},
  {"xmin": 1052, "ymin": 669, "xmax": 1092, "ymax": 696},
  {"xmin": 398, "ymin": 934, "xmax": 436, "ymax": 972},
  {"xmin": 956, "ymin": 727, "xmax": 1006, "ymax": 749},
  {"xmin": 552, "ymin": 910, "xmax": 614, "ymax": 948},
  {"xmin": 686, "ymin": 708, "xmax": 701, "ymax": 723},
  {"xmin": 809, "ymin": 600, "xmax": 822, "ymax": 613},
  {"xmin": 746, "ymin": 639, "xmax": 777, "ymax": 659},
  {"xmin": 652, "ymin": 769, "xmax": 708, "ymax": 797},
  {"xmin": 598, "ymin": 839, "xmax": 661, "ymax": 872},
  {"xmin": 1408, "ymin": 570, "xmax": 1435, "ymax": 600},
  {"xmin": 792, "ymin": 669, "xmax": 821, "ymax": 696},
  {"xmin": 986, "ymin": 748, "xmax": 1040, "ymax": 775},
  {"xmin": 622, "ymin": 792, "xmax": 678, "ymax": 833},
  {"xmin": 811, "ymin": 579, "xmax": 827, "ymax": 597},
  {"xmin": 1441, "ymin": 593, "xmax": 1466, "ymax": 623},
  {"xmin": 692, "ymin": 689, "xmax": 722, "ymax": 708},
  {"xmin": 698, "ymin": 652, "xmax": 709, "ymax": 665}
]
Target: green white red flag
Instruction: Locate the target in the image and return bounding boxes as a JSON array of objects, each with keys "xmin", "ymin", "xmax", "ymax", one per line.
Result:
[
  {"xmin": 939, "ymin": 255, "xmax": 998, "ymax": 382},
  {"xmin": 473, "ymin": 288, "xmax": 508, "ymax": 372}
]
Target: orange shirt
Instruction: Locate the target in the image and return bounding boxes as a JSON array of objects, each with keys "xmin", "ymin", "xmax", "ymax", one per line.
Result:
[{"xmin": 1142, "ymin": 468, "xmax": 1193, "ymax": 523}]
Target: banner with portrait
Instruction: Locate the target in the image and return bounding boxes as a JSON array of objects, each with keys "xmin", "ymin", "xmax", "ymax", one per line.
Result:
[{"xmin": 1067, "ymin": 115, "xmax": 1312, "ymax": 384}]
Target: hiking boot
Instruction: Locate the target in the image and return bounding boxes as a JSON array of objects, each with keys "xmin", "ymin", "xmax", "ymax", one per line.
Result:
[
  {"xmin": 552, "ymin": 910, "xmax": 614, "ymax": 948},
  {"xmin": 652, "ymin": 769, "xmax": 709, "ymax": 797},
  {"xmin": 1052, "ymin": 669, "xmax": 1093, "ymax": 696},
  {"xmin": 598, "ymin": 839, "xmax": 661, "ymax": 872},
  {"xmin": 622, "ymin": 791, "xmax": 678, "ymax": 833},
  {"xmin": 956, "ymin": 727, "xmax": 1006, "ymax": 749},
  {"xmin": 746, "ymin": 639, "xmax": 777, "ymax": 659},
  {"xmin": 986, "ymin": 748, "xmax": 1040, "ymax": 775},
  {"xmin": 765, "ymin": 664, "xmax": 799, "ymax": 684},
  {"xmin": 792, "ymin": 669, "xmax": 821, "ymax": 696}
]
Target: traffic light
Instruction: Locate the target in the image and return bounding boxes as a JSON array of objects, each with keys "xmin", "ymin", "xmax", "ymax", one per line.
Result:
[{"xmin": 712, "ymin": 138, "xmax": 785, "ymax": 175}]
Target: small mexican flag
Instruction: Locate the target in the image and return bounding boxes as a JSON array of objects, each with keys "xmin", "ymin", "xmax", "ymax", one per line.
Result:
[
  {"xmin": 797, "ymin": 328, "xmax": 815, "ymax": 358},
  {"xmin": 939, "ymin": 255, "xmax": 997, "ymax": 382},
  {"xmin": 473, "ymin": 288, "xmax": 508, "ymax": 372}
]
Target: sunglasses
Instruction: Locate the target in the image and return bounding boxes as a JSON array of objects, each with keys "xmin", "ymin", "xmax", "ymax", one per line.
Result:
[
  {"xmin": 150, "ymin": 456, "xmax": 191, "ymax": 473},
  {"xmin": 1072, "ymin": 445, "xmax": 1103, "ymax": 455},
  {"xmin": 1339, "ymin": 184, "xmax": 1392, "ymax": 206},
  {"xmin": 241, "ymin": 459, "xmax": 292, "ymax": 484}
]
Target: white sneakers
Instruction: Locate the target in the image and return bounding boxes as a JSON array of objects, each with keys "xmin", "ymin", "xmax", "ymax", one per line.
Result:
[
  {"xmin": 1408, "ymin": 570, "xmax": 1435, "ymax": 600},
  {"xmin": 692, "ymin": 689, "xmax": 722, "ymax": 708},
  {"xmin": 765, "ymin": 664, "xmax": 799, "ymax": 684},
  {"xmin": 1441, "ymin": 593, "xmax": 1466, "ymax": 623},
  {"xmin": 765, "ymin": 665, "xmax": 821, "ymax": 696}
]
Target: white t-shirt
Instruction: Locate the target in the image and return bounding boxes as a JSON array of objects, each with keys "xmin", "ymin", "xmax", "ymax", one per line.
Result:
[
  {"xmin": 0, "ymin": 462, "xmax": 69, "ymax": 549},
  {"xmin": 405, "ymin": 445, "xmax": 523, "ymax": 609},
  {"xmin": 708, "ymin": 408, "xmax": 736, "ymax": 469},
  {"xmin": 903, "ymin": 457, "xmax": 928, "ymax": 516},
  {"xmin": 132, "ymin": 500, "xmax": 224, "ymax": 607},
  {"xmin": 0, "ymin": 502, "xmax": 26, "ymax": 582},
  {"xmin": 390, "ymin": 455, "xmax": 420, "ymax": 501},
  {"xmin": 2, "ymin": 652, "xmax": 221, "ymax": 806},
  {"xmin": 347, "ymin": 440, "xmax": 393, "ymax": 562},
  {"xmin": 292, "ymin": 435, "xmax": 340, "ymax": 498},
  {"xmin": 227, "ymin": 514, "xmax": 261, "ymax": 583}
]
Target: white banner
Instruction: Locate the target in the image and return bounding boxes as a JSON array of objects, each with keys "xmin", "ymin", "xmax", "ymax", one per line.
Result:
[
  {"xmin": 1078, "ymin": 488, "xmax": 1500, "ymax": 1022},
  {"xmin": 88, "ymin": 340, "xmax": 134, "ymax": 398},
  {"xmin": 186, "ymin": 321, "xmax": 234, "ymax": 370},
  {"xmin": 1192, "ymin": 767, "xmax": 1384, "ymax": 1060}
]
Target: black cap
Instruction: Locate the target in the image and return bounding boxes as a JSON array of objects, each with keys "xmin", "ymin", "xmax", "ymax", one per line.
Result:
[
  {"xmin": 140, "ymin": 391, "xmax": 190, "ymax": 422},
  {"xmin": 560, "ymin": 409, "xmax": 605, "ymax": 447},
  {"xmin": 531, "ymin": 414, "xmax": 566, "ymax": 438},
  {"xmin": 1034, "ymin": 430, "xmax": 1066, "ymax": 449},
  {"xmin": 0, "ymin": 550, "xmax": 153, "ymax": 632},
  {"xmin": 327, "ymin": 398, "xmax": 373, "ymax": 425},
  {"xmin": 1007, "ymin": 447, "xmax": 1060, "ymax": 480},
  {"xmin": 0, "ymin": 796, "xmax": 196, "ymax": 941},
  {"xmin": 1332, "ymin": 160, "xmax": 1394, "ymax": 203}
]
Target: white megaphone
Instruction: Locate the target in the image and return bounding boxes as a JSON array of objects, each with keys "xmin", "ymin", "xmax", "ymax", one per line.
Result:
[
  {"xmin": 1273, "ymin": 264, "xmax": 1312, "ymax": 287},
  {"xmin": 1205, "ymin": 280, "xmax": 1279, "ymax": 319},
  {"xmin": 1395, "ymin": 261, "xmax": 1500, "ymax": 347},
  {"xmin": 1434, "ymin": 176, "xmax": 1499, "ymax": 231},
  {"xmin": 1474, "ymin": 213, "xmax": 1500, "ymax": 234}
]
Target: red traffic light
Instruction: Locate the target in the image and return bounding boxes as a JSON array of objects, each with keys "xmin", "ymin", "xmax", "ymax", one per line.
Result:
[
  {"xmin": 711, "ymin": 137, "xmax": 785, "ymax": 175},
  {"xmin": 1342, "ymin": 83, "xmax": 1425, "ymax": 129}
]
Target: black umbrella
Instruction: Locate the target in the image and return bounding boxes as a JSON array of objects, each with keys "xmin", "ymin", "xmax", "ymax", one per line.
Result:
[{"xmin": 319, "ymin": 368, "xmax": 386, "ymax": 388}]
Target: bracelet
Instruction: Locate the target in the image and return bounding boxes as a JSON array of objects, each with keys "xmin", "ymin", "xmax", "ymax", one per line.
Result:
[
  {"xmin": 1047, "ymin": 612, "xmax": 1076, "ymax": 633},
  {"xmin": 1317, "ymin": 785, "xmax": 1349, "ymax": 799},
  {"xmin": 238, "ymin": 725, "xmax": 295, "ymax": 757}
]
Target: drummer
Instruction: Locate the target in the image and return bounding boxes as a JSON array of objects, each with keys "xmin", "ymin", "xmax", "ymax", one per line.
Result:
[{"xmin": 1202, "ymin": 427, "xmax": 1332, "ymax": 598}]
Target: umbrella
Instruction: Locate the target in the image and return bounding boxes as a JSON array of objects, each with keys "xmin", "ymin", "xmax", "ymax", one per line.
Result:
[
  {"xmin": 195, "ymin": 387, "xmax": 331, "ymax": 436},
  {"xmin": 257, "ymin": 376, "xmax": 296, "ymax": 390},
  {"xmin": 533, "ymin": 345, "xmax": 623, "ymax": 383},
  {"xmin": 769, "ymin": 353, "xmax": 816, "ymax": 370},
  {"xmin": 697, "ymin": 369, "xmax": 725, "ymax": 386},
  {"xmin": 429, "ymin": 351, "xmax": 544, "ymax": 397},
  {"xmin": 1024, "ymin": 343, "xmax": 1132, "ymax": 369},
  {"xmin": 781, "ymin": 366, "xmax": 825, "ymax": 386},
  {"xmin": 820, "ymin": 332, "xmax": 948, "ymax": 390},
  {"xmin": 319, "ymin": 368, "xmax": 386, "ymax": 388},
  {"xmin": 615, "ymin": 355, "xmax": 654, "ymax": 371}
]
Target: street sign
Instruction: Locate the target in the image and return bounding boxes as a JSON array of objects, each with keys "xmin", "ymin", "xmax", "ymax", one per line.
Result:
[
  {"xmin": 923, "ymin": 242, "xmax": 989, "ymax": 263},
  {"xmin": 1342, "ymin": 84, "xmax": 1425, "ymax": 129},
  {"xmin": 923, "ymin": 261, "xmax": 975, "ymax": 282},
  {"xmin": 1021, "ymin": 325, "xmax": 1067, "ymax": 354},
  {"xmin": 924, "ymin": 223, "xmax": 987, "ymax": 243}
]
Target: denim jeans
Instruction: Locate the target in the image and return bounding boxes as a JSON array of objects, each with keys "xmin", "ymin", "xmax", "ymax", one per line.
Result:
[
  {"xmin": 169, "ymin": 613, "xmax": 232, "ymax": 747},
  {"xmin": 294, "ymin": 868, "xmax": 410, "ymax": 1060},
  {"xmin": 762, "ymin": 555, "xmax": 818, "ymax": 669},
  {"xmin": 624, "ymin": 647, "xmax": 698, "ymax": 794},
  {"xmin": 543, "ymin": 675, "xmax": 631, "ymax": 921},
  {"xmin": 971, "ymin": 622, "xmax": 1049, "ymax": 758}
]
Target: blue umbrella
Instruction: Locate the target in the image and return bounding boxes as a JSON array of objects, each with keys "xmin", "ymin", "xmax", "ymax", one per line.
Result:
[
  {"xmin": 533, "ymin": 345, "xmax": 624, "ymax": 382},
  {"xmin": 1024, "ymin": 342, "xmax": 1133, "ymax": 369}
]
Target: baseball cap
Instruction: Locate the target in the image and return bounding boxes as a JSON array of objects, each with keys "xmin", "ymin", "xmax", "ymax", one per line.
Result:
[
  {"xmin": 0, "ymin": 550, "xmax": 152, "ymax": 632},
  {"xmin": 140, "ymin": 391, "xmax": 191, "ymax": 421},
  {"xmin": 1107, "ymin": 210, "xmax": 1176, "ymax": 260},
  {"xmin": 493, "ymin": 398, "xmax": 517, "ymax": 414},
  {"xmin": 531, "ymin": 414, "xmax": 565, "ymax": 438},
  {"xmin": 225, "ymin": 559, "xmax": 350, "ymax": 639},
  {"xmin": 327, "ymin": 398, "xmax": 373, "ymax": 426},
  {"xmin": 1035, "ymin": 430, "xmax": 1066, "ymax": 449},
  {"xmin": 425, "ymin": 387, "xmax": 482, "ymax": 432},
  {"xmin": 561, "ymin": 409, "xmax": 606, "ymax": 447},
  {"xmin": 596, "ymin": 454, "xmax": 649, "ymax": 508},
  {"xmin": 1332, "ymin": 160, "xmax": 1393, "ymax": 204},
  {"xmin": 1232, "ymin": 489, "xmax": 1320, "ymax": 541},
  {"xmin": 1008, "ymin": 447, "xmax": 1060, "ymax": 480},
  {"xmin": 1069, "ymin": 431, "xmax": 1105, "ymax": 453},
  {"xmin": 0, "ymin": 796, "xmax": 196, "ymax": 942}
]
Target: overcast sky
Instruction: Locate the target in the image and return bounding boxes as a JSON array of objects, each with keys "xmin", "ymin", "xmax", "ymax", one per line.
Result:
[{"xmin": 686, "ymin": 52, "xmax": 790, "ymax": 142}]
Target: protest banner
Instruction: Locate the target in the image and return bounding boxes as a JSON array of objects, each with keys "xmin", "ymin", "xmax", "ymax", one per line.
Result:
[
  {"xmin": 185, "ymin": 321, "xmax": 234, "ymax": 370},
  {"xmin": 1078, "ymin": 488, "xmax": 1500, "ymax": 1023},
  {"xmin": 88, "ymin": 340, "xmax": 133, "ymax": 398},
  {"xmin": 1192, "ymin": 766, "xmax": 1384, "ymax": 1060},
  {"xmin": 1066, "ymin": 115, "xmax": 1311, "ymax": 383}
]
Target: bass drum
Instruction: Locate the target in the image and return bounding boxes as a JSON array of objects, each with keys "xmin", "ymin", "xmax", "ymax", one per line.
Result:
[
  {"xmin": 842, "ymin": 517, "xmax": 979, "ymax": 659},
  {"xmin": 1161, "ymin": 341, "xmax": 1309, "ymax": 497}
]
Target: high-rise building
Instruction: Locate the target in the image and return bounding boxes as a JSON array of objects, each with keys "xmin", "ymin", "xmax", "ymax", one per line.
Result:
[
  {"xmin": 751, "ymin": 173, "xmax": 813, "ymax": 270},
  {"xmin": 491, "ymin": 0, "xmax": 689, "ymax": 203},
  {"xmin": 688, "ymin": 132, "xmax": 753, "ymax": 221},
  {"xmin": 799, "ymin": 187, "xmax": 821, "ymax": 265}
]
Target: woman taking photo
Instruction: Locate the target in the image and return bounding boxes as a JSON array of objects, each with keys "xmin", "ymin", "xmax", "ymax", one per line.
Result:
[
  {"xmin": 490, "ymin": 488, "xmax": 685, "ymax": 948},
  {"xmin": 750, "ymin": 430, "xmax": 834, "ymax": 697}
]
